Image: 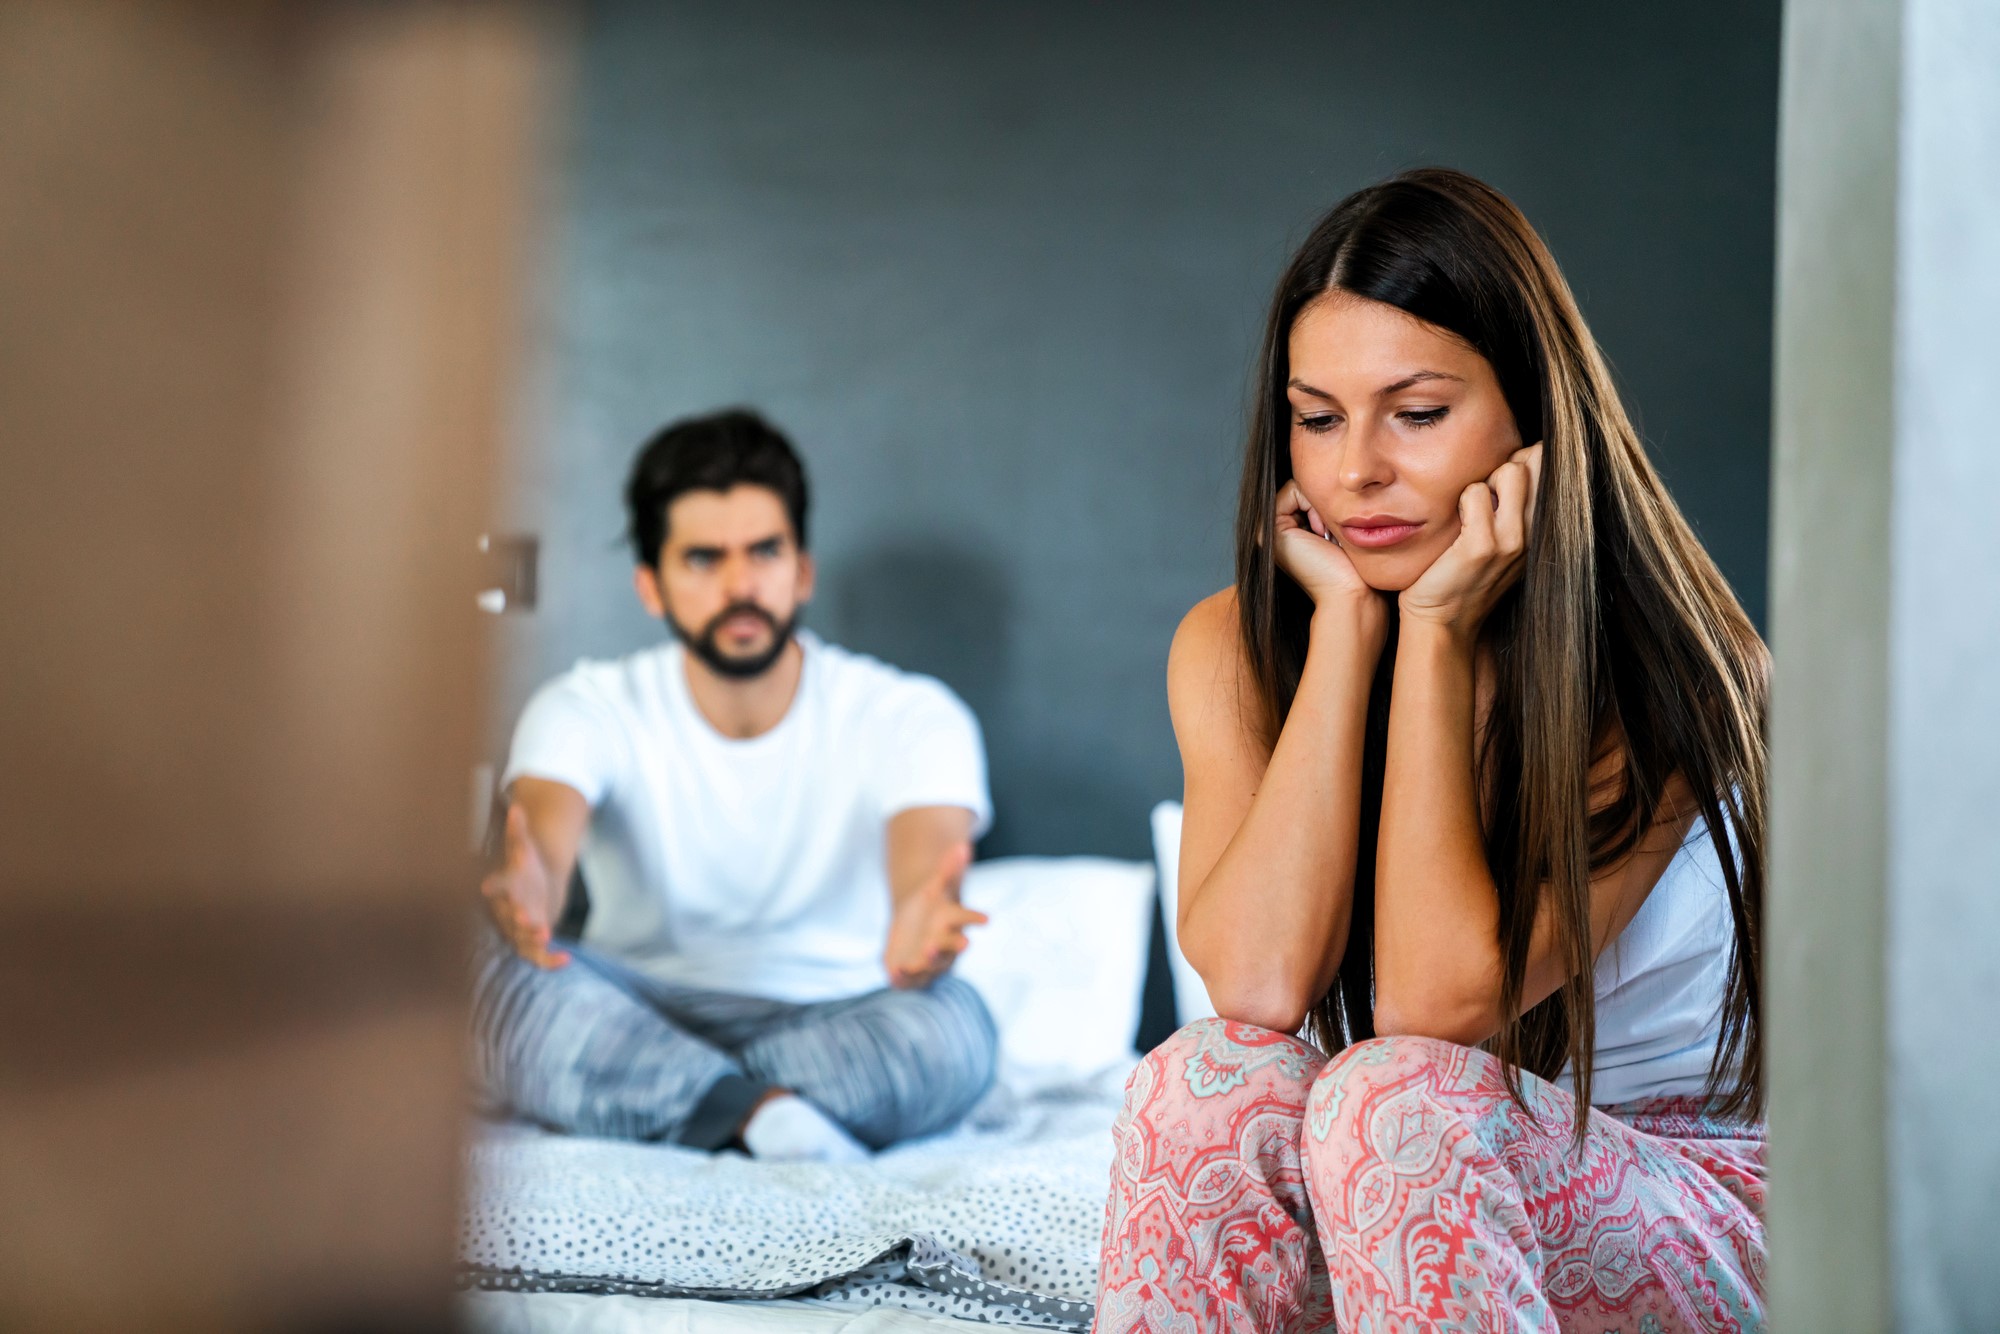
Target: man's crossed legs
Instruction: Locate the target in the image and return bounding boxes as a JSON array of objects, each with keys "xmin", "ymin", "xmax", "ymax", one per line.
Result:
[{"xmin": 469, "ymin": 927, "xmax": 998, "ymax": 1153}]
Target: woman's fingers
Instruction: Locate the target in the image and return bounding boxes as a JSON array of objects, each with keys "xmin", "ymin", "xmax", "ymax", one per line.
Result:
[
  {"xmin": 1457, "ymin": 481, "xmax": 1497, "ymax": 555},
  {"xmin": 1521, "ymin": 442, "xmax": 1543, "ymax": 535},
  {"xmin": 1490, "ymin": 459, "xmax": 1529, "ymax": 554},
  {"xmin": 1491, "ymin": 440, "xmax": 1541, "ymax": 563},
  {"xmin": 1511, "ymin": 436, "xmax": 1543, "ymax": 478},
  {"xmin": 1287, "ymin": 481, "xmax": 1329, "ymax": 539},
  {"xmin": 1275, "ymin": 480, "xmax": 1330, "ymax": 540},
  {"xmin": 1401, "ymin": 448, "xmax": 1544, "ymax": 629},
  {"xmin": 1274, "ymin": 479, "xmax": 1297, "ymax": 513},
  {"xmin": 1274, "ymin": 480, "xmax": 1304, "ymax": 531}
]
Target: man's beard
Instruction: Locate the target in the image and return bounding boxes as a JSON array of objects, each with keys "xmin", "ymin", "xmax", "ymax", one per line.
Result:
[{"xmin": 665, "ymin": 601, "xmax": 799, "ymax": 680}]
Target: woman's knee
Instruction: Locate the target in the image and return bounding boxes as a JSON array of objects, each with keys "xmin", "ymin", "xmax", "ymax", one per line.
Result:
[
  {"xmin": 1303, "ymin": 1035, "xmax": 1472, "ymax": 1138},
  {"xmin": 1144, "ymin": 1015, "xmax": 1319, "ymax": 1070},
  {"xmin": 1124, "ymin": 1016, "xmax": 1324, "ymax": 1125}
]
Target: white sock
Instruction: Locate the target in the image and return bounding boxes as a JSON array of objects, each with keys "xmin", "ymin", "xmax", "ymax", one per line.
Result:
[{"xmin": 740, "ymin": 1094, "xmax": 870, "ymax": 1164}]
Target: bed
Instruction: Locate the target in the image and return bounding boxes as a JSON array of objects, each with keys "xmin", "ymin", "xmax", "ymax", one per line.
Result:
[{"xmin": 459, "ymin": 844, "xmax": 1183, "ymax": 1332}]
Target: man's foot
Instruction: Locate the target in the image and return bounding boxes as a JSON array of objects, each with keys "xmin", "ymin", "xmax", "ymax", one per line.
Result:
[{"xmin": 739, "ymin": 1093, "xmax": 870, "ymax": 1164}]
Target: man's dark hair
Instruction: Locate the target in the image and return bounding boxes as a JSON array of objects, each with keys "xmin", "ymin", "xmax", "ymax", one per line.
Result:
[{"xmin": 624, "ymin": 408, "xmax": 809, "ymax": 567}]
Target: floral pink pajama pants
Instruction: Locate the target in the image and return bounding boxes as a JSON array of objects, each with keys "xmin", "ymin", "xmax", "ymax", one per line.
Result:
[{"xmin": 1095, "ymin": 1019, "xmax": 1765, "ymax": 1333}]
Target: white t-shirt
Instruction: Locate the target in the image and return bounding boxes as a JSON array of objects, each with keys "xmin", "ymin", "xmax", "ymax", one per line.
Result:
[{"xmin": 503, "ymin": 631, "xmax": 991, "ymax": 1003}]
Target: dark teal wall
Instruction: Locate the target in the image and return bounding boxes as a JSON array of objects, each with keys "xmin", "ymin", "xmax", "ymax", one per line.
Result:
[{"xmin": 505, "ymin": 0, "xmax": 1781, "ymax": 867}]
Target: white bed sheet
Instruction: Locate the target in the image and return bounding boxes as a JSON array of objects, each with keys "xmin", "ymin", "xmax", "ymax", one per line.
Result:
[
  {"xmin": 459, "ymin": 1064, "xmax": 1134, "ymax": 1332},
  {"xmin": 464, "ymin": 1290, "xmax": 978, "ymax": 1333}
]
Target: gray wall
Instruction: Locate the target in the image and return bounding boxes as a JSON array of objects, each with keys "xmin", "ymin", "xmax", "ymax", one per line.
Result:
[{"xmin": 502, "ymin": 0, "xmax": 1780, "ymax": 861}]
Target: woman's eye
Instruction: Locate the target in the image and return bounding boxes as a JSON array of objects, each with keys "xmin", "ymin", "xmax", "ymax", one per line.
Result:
[
  {"xmin": 1398, "ymin": 407, "xmax": 1449, "ymax": 429},
  {"xmin": 1296, "ymin": 414, "xmax": 1340, "ymax": 434}
]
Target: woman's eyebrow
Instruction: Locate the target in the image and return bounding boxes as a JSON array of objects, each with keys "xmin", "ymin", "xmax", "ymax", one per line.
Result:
[
  {"xmin": 1287, "ymin": 369, "xmax": 1464, "ymax": 400},
  {"xmin": 1379, "ymin": 369, "xmax": 1462, "ymax": 395}
]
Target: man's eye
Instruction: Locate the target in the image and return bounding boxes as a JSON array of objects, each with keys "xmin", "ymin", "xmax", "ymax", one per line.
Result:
[
  {"xmin": 686, "ymin": 553, "xmax": 716, "ymax": 570},
  {"xmin": 1296, "ymin": 414, "xmax": 1340, "ymax": 434},
  {"xmin": 1399, "ymin": 407, "xmax": 1449, "ymax": 428}
]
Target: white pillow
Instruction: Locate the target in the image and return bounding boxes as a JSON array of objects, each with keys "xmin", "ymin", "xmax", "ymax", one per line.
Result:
[
  {"xmin": 955, "ymin": 855, "xmax": 1155, "ymax": 1096},
  {"xmin": 1149, "ymin": 800, "xmax": 1216, "ymax": 1026}
]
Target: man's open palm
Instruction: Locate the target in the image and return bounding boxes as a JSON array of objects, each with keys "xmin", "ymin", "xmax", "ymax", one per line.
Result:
[
  {"xmin": 883, "ymin": 841, "xmax": 985, "ymax": 989},
  {"xmin": 481, "ymin": 804, "xmax": 571, "ymax": 969}
]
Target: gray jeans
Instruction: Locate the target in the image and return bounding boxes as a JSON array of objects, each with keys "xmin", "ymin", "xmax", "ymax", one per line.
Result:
[{"xmin": 468, "ymin": 925, "xmax": 998, "ymax": 1150}]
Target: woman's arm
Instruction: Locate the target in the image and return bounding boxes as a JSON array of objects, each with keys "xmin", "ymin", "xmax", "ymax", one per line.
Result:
[
  {"xmin": 1372, "ymin": 622, "xmax": 1695, "ymax": 1043},
  {"xmin": 1171, "ymin": 588, "xmax": 1384, "ymax": 1033},
  {"xmin": 1372, "ymin": 444, "xmax": 1693, "ymax": 1043}
]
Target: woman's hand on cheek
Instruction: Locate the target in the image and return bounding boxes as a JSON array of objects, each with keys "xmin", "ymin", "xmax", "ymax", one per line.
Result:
[
  {"xmin": 1274, "ymin": 478, "xmax": 1376, "ymax": 610},
  {"xmin": 1398, "ymin": 443, "xmax": 1542, "ymax": 639}
]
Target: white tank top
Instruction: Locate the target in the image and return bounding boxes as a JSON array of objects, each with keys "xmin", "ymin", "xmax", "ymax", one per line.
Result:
[{"xmin": 1553, "ymin": 812, "xmax": 1741, "ymax": 1107}]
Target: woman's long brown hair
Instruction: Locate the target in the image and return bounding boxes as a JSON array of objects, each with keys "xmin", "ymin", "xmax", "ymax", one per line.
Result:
[{"xmin": 1234, "ymin": 169, "xmax": 1766, "ymax": 1126}]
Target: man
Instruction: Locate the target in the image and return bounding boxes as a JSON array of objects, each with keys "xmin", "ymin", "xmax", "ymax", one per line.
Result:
[{"xmin": 472, "ymin": 409, "xmax": 997, "ymax": 1162}]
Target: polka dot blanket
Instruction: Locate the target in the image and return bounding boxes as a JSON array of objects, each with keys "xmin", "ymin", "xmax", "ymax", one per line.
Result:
[{"xmin": 457, "ymin": 1066, "xmax": 1132, "ymax": 1329}]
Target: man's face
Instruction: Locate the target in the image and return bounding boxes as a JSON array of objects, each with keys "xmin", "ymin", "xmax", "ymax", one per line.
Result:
[{"xmin": 633, "ymin": 485, "xmax": 813, "ymax": 679}]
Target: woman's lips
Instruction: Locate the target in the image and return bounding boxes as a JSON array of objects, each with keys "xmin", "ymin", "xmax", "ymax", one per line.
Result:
[{"xmin": 1338, "ymin": 518, "xmax": 1424, "ymax": 549}]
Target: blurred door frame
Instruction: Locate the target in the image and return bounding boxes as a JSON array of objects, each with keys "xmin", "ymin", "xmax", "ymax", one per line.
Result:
[{"xmin": 0, "ymin": 3, "xmax": 557, "ymax": 1329}]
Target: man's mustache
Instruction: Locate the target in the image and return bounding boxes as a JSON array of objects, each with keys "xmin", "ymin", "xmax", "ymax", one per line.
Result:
[{"xmin": 701, "ymin": 602, "xmax": 779, "ymax": 640}]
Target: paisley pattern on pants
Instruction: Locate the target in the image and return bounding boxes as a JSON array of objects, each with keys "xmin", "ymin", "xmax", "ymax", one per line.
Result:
[
  {"xmin": 1097, "ymin": 1019, "xmax": 1766, "ymax": 1334},
  {"xmin": 1097, "ymin": 1019, "xmax": 1334, "ymax": 1334}
]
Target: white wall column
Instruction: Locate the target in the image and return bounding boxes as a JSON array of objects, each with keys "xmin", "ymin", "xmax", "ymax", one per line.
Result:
[
  {"xmin": 1768, "ymin": 0, "xmax": 1899, "ymax": 1323},
  {"xmin": 1886, "ymin": 1, "xmax": 2000, "ymax": 1328},
  {"xmin": 1770, "ymin": 0, "xmax": 2000, "ymax": 1327}
]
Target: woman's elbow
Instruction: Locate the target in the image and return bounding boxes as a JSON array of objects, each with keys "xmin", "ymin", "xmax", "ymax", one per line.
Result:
[
  {"xmin": 1196, "ymin": 961, "xmax": 1315, "ymax": 1035},
  {"xmin": 1181, "ymin": 926, "xmax": 1325, "ymax": 1036},
  {"xmin": 1207, "ymin": 989, "xmax": 1308, "ymax": 1036},
  {"xmin": 1370, "ymin": 987, "xmax": 1496, "ymax": 1048}
]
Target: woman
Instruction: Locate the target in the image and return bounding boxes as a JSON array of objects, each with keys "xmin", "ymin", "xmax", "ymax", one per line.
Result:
[{"xmin": 1096, "ymin": 169, "xmax": 1766, "ymax": 1333}]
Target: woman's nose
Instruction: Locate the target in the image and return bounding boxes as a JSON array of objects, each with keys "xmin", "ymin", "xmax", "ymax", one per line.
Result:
[{"xmin": 1339, "ymin": 421, "xmax": 1395, "ymax": 490}]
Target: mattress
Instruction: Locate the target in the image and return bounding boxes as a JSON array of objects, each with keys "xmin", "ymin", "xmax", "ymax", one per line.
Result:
[{"xmin": 458, "ymin": 1064, "xmax": 1132, "ymax": 1331}]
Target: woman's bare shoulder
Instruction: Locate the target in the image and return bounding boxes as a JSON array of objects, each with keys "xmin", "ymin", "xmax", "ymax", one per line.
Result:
[
  {"xmin": 1168, "ymin": 588, "xmax": 1265, "ymax": 751},
  {"xmin": 1170, "ymin": 588, "xmax": 1243, "ymax": 681}
]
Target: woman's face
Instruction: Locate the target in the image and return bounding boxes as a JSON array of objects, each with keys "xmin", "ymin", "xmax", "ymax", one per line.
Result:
[{"xmin": 1285, "ymin": 291, "xmax": 1524, "ymax": 591}]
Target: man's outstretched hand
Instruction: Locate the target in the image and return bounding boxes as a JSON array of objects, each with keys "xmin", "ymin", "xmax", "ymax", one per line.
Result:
[
  {"xmin": 481, "ymin": 804, "xmax": 571, "ymax": 969},
  {"xmin": 883, "ymin": 841, "xmax": 986, "ymax": 989}
]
